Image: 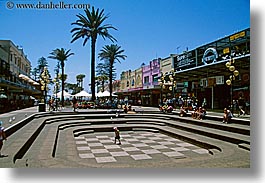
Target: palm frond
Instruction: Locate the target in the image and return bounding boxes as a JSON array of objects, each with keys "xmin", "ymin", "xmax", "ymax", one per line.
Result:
[{"xmin": 71, "ymin": 6, "xmax": 117, "ymax": 45}]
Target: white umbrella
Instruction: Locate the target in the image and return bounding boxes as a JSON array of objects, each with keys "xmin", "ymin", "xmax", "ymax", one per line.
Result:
[
  {"xmin": 74, "ymin": 90, "xmax": 92, "ymax": 97},
  {"xmin": 102, "ymin": 91, "xmax": 110, "ymax": 97},
  {"xmin": 53, "ymin": 90, "xmax": 72, "ymax": 98},
  {"xmin": 96, "ymin": 91, "xmax": 104, "ymax": 97},
  {"xmin": 96, "ymin": 91, "xmax": 117, "ymax": 97},
  {"xmin": 0, "ymin": 94, "xmax": 7, "ymax": 99},
  {"xmin": 29, "ymin": 96, "xmax": 36, "ymax": 100}
]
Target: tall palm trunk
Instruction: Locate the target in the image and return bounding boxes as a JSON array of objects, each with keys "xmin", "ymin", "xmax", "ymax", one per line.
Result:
[
  {"xmin": 91, "ymin": 38, "xmax": 96, "ymax": 101},
  {"xmin": 61, "ymin": 62, "xmax": 65, "ymax": 107},
  {"xmin": 109, "ymin": 62, "xmax": 113, "ymax": 102}
]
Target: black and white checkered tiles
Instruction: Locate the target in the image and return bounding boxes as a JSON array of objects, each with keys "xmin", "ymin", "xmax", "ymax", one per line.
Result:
[{"xmin": 75, "ymin": 131, "xmax": 210, "ymax": 164}]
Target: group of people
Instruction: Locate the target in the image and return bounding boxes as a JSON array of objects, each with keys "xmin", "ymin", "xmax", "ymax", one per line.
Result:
[
  {"xmin": 179, "ymin": 105, "xmax": 207, "ymax": 120},
  {"xmin": 191, "ymin": 107, "xmax": 207, "ymax": 120},
  {"xmin": 179, "ymin": 105, "xmax": 234, "ymax": 123},
  {"xmin": 48, "ymin": 98, "xmax": 61, "ymax": 111},
  {"xmin": 231, "ymin": 95, "xmax": 250, "ymax": 117}
]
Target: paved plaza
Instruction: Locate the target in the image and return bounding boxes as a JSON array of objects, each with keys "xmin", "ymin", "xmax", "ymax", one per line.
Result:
[
  {"xmin": 0, "ymin": 106, "xmax": 250, "ymax": 168},
  {"xmin": 75, "ymin": 131, "xmax": 209, "ymax": 164}
]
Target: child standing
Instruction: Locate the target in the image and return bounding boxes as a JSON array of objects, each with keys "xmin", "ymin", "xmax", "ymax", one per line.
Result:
[{"xmin": 113, "ymin": 127, "xmax": 121, "ymax": 145}]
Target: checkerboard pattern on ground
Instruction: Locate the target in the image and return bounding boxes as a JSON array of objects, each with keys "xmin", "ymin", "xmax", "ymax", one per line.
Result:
[{"xmin": 75, "ymin": 131, "xmax": 210, "ymax": 164}]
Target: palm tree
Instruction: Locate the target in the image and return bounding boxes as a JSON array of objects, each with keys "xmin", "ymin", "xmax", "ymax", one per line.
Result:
[
  {"xmin": 70, "ymin": 7, "xmax": 117, "ymax": 101},
  {"xmin": 98, "ymin": 44, "xmax": 126, "ymax": 102},
  {"xmin": 48, "ymin": 48, "xmax": 74, "ymax": 107},
  {"xmin": 76, "ymin": 74, "xmax": 86, "ymax": 90}
]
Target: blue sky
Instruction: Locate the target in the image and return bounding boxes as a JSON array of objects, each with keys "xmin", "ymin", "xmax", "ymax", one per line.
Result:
[{"xmin": 0, "ymin": 0, "xmax": 250, "ymax": 92}]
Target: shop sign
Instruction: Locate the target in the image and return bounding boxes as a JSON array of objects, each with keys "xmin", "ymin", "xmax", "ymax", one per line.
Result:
[
  {"xmin": 216, "ymin": 76, "xmax": 224, "ymax": 85},
  {"xmin": 176, "ymin": 51, "xmax": 195, "ymax": 68},
  {"xmin": 176, "ymin": 83, "xmax": 184, "ymax": 89},
  {"xmin": 202, "ymin": 48, "xmax": 218, "ymax": 65},
  {"xmin": 223, "ymin": 47, "xmax": 230, "ymax": 54},
  {"xmin": 207, "ymin": 78, "xmax": 216, "ymax": 87},
  {"xmin": 200, "ymin": 78, "xmax": 208, "ymax": 88},
  {"xmin": 242, "ymin": 74, "xmax": 249, "ymax": 82},
  {"xmin": 230, "ymin": 31, "xmax": 245, "ymax": 41},
  {"xmin": 143, "ymin": 85, "xmax": 154, "ymax": 89}
]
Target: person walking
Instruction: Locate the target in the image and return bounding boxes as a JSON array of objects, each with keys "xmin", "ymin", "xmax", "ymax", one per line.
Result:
[
  {"xmin": 72, "ymin": 96, "xmax": 77, "ymax": 112},
  {"xmin": 113, "ymin": 127, "xmax": 121, "ymax": 145},
  {"xmin": 238, "ymin": 97, "xmax": 246, "ymax": 117},
  {"xmin": 0, "ymin": 121, "xmax": 7, "ymax": 157}
]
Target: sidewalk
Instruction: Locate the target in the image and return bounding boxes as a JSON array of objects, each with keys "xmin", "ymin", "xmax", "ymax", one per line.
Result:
[
  {"xmin": 0, "ymin": 106, "xmax": 40, "ymax": 129},
  {"xmin": 0, "ymin": 105, "xmax": 250, "ymax": 129},
  {"xmin": 0, "ymin": 105, "xmax": 250, "ymax": 168}
]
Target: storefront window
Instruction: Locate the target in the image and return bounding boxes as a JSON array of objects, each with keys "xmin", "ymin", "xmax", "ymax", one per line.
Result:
[
  {"xmin": 144, "ymin": 76, "xmax": 149, "ymax": 85},
  {"xmin": 152, "ymin": 74, "xmax": 158, "ymax": 83},
  {"xmin": 131, "ymin": 79, "xmax": 135, "ymax": 86}
]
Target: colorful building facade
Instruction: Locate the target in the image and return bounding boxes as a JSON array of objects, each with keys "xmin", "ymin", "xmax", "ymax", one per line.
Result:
[{"xmin": 115, "ymin": 28, "xmax": 250, "ymax": 110}]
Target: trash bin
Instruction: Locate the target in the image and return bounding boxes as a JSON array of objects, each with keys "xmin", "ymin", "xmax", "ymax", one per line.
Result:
[{"xmin": 38, "ymin": 103, "xmax": 46, "ymax": 112}]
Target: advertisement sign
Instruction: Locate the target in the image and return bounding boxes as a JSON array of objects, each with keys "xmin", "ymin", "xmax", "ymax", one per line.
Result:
[
  {"xmin": 174, "ymin": 50, "xmax": 196, "ymax": 70},
  {"xmin": 202, "ymin": 47, "xmax": 218, "ymax": 65}
]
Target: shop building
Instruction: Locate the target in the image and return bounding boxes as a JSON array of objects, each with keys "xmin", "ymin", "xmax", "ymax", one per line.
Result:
[
  {"xmin": 0, "ymin": 40, "xmax": 41, "ymax": 113},
  {"xmin": 160, "ymin": 54, "xmax": 175, "ymax": 74},
  {"xmin": 172, "ymin": 28, "xmax": 250, "ymax": 110},
  {"xmin": 116, "ymin": 28, "xmax": 250, "ymax": 110},
  {"xmin": 141, "ymin": 58, "xmax": 161, "ymax": 106},
  {"xmin": 117, "ymin": 58, "xmax": 161, "ymax": 106},
  {"xmin": 118, "ymin": 66, "xmax": 143, "ymax": 105}
]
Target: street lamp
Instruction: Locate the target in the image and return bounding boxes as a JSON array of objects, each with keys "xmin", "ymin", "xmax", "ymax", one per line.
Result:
[
  {"xmin": 53, "ymin": 77, "xmax": 60, "ymax": 111},
  {"xmin": 225, "ymin": 58, "xmax": 239, "ymax": 114},
  {"xmin": 158, "ymin": 70, "xmax": 176, "ymax": 105},
  {"xmin": 158, "ymin": 74, "xmax": 164, "ymax": 105},
  {"xmin": 40, "ymin": 67, "xmax": 50, "ymax": 107},
  {"xmin": 169, "ymin": 68, "xmax": 176, "ymax": 99}
]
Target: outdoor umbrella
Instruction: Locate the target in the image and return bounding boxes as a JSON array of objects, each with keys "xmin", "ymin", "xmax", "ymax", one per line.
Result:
[{"xmin": 74, "ymin": 91, "xmax": 92, "ymax": 97}]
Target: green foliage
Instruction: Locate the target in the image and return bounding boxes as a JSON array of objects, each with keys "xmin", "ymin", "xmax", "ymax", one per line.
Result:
[
  {"xmin": 98, "ymin": 44, "xmax": 126, "ymax": 101},
  {"xmin": 70, "ymin": 6, "xmax": 117, "ymax": 101},
  {"xmin": 48, "ymin": 48, "xmax": 74, "ymax": 106}
]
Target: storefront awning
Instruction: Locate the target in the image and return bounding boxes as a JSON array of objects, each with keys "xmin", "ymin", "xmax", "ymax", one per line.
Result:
[{"xmin": 174, "ymin": 54, "xmax": 250, "ymax": 82}]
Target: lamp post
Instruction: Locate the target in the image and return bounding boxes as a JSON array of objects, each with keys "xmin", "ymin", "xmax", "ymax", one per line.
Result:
[
  {"xmin": 158, "ymin": 70, "xmax": 176, "ymax": 105},
  {"xmin": 40, "ymin": 67, "xmax": 50, "ymax": 110},
  {"xmin": 225, "ymin": 58, "xmax": 239, "ymax": 114},
  {"xmin": 158, "ymin": 73, "xmax": 165, "ymax": 105},
  {"xmin": 169, "ymin": 69, "xmax": 176, "ymax": 100},
  {"xmin": 53, "ymin": 77, "xmax": 59, "ymax": 111}
]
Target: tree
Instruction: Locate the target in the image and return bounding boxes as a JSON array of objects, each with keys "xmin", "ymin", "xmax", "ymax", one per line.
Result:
[
  {"xmin": 76, "ymin": 74, "xmax": 86, "ymax": 90},
  {"xmin": 96, "ymin": 62, "xmax": 109, "ymax": 92},
  {"xmin": 48, "ymin": 48, "xmax": 74, "ymax": 107},
  {"xmin": 31, "ymin": 67, "xmax": 38, "ymax": 80},
  {"xmin": 98, "ymin": 44, "xmax": 126, "ymax": 102},
  {"xmin": 71, "ymin": 6, "xmax": 117, "ymax": 101},
  {"xmin": 38, "ymin": 57, "xmax": 48, "ymax": 73},
  {"xmin": 37, "ymin": 57, "xmax": 48, "ymax": 79},
  {"xmin": 58, "ymin": 74, "xmax": 68, "ymax": 83},
  {"xmin": 65, "ymin": 83, "xmax": 78, "ymax": 94}
]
